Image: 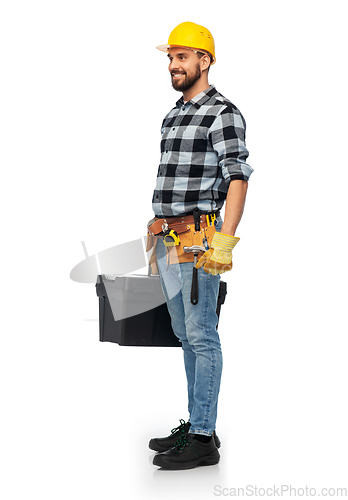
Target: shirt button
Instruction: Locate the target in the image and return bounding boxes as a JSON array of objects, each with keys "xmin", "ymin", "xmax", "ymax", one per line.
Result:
[
  {"xmin": 172, "ymin": 128, "xmax": 175, "ymax": 131},
  {"xmin": 166, "ymin": 150, "xmax": 168, "ymax": 153}
]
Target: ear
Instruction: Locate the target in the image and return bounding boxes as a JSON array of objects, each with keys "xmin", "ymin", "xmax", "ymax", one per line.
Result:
[{"xmin": 200, "ymin": 54, "xmax": 211, "ymax": 72}]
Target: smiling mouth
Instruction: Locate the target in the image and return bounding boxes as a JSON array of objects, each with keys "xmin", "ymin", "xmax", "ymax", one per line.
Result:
[{"xmin": 171, "ymin": 73, "xmax": 186, "ymax": 79}]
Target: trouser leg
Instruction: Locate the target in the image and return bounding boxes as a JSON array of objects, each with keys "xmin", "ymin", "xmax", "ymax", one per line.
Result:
[
  {"xmin": 179, "ymin": 262, "xmax": 222, "ymax": 436},
  {"xmin": 156, "ymin": 241, "xmax": 196, "ymax": 417},
  {"xmin": 156, "ymin": 238, "xmax": 223, "ymax": 435}
]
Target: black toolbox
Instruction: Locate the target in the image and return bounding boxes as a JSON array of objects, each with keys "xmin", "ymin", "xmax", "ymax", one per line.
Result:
[{"xmin": 96, "ymin": 274, "xmax": 227, "ymax": 347}]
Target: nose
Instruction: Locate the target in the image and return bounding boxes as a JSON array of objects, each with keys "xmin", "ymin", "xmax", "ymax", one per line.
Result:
[{"xmin": 169, "ymin": 57, "xmax": 180, "ymax": 72}]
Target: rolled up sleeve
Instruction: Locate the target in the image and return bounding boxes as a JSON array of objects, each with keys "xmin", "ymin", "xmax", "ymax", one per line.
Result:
[{"xmin": 208, "ymin": 105, "xmax": 254, "ymax": 186}]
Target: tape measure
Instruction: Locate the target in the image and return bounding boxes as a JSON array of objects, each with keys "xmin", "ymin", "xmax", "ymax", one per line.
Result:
[{"xmin": 163, "ymin": 229, "xmax": 180, "ymax": 247}]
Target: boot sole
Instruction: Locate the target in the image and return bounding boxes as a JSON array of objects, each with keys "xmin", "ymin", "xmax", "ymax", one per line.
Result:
[{"xmin": 153, "ymin": 449, "xmax": 220, "ymax": 470}]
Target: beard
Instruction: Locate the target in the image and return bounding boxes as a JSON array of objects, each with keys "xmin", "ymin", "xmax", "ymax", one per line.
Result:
[{"xmin": 171, "ymin": 64, "xmax": 202, "ymax": 92}]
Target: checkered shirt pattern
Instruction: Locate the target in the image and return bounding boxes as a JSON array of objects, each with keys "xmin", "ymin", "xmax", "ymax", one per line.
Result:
[{"xmin": 152, "ymin": 85, "xmax": 253, "ymax": 217}]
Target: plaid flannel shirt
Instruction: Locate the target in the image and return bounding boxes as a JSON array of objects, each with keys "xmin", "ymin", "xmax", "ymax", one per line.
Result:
[{"xmin": 152, "ymin": 85, "xmax": 253, "ymax": 217}]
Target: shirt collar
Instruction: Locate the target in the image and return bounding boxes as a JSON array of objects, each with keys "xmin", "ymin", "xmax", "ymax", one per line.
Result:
[{"xmin": 176, "ymin": 85, "xmax": 217, "ymax": 109}]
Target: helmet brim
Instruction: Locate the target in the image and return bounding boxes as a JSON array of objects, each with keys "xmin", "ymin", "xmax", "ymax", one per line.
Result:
[
  {"xmin": 156, "ymin": 44, "xmax": 170, "ymax": 52},
  {"xmin": 155, "ymin": 44, "xmax": 216, "ymax": 64}
]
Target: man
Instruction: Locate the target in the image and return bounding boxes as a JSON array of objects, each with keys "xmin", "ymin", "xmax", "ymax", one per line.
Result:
[{"xmin": 147, "ymin": 21, "xmax": 253, "ymax": 470}]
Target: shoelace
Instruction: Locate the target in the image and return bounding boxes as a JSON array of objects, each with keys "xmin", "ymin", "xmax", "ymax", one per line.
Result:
[
  {"xmin": 170, "ymin": 419, "xmax": 187, "ymax": 436},
  {"xmin": 172, "ymin": 419, "xmax": 191, "ymax": 450},
  {"xmin": 174, "ymin": 433, "xmax": 190, "ymax": 451}
]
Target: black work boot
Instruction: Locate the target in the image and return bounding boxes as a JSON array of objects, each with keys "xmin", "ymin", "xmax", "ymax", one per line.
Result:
[
  {"xmin": 149, "ymin": 419, "xmax": 221, "ymax": 452},
  {"xmin": 149, "ymin": 419, "xmax": 191, "ymax": 453},
  {"xmin": 153, "ymin": 433, "xmax": 220, "ymax": 470}
]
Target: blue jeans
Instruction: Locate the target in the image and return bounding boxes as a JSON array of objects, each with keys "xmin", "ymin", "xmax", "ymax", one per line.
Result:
[{"xmin": 156, "ymin": 218, "xmax": 223, "ymax": 436}]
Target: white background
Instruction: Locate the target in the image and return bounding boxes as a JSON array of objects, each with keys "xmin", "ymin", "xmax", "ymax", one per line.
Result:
[{"xmin": 1, "ymin": 0, "xmax": 347, "ymax": 498}]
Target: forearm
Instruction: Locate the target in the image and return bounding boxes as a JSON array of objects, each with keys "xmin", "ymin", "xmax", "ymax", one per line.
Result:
[{"xmin": 220, "ymin": 179, "xmax": 248, "ymax": 236}]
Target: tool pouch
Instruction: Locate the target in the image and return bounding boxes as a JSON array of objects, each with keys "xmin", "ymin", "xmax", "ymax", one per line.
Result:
[
  {"xmin": 147, "ymin": 214, "xmax": 218, "ymax": 266},
  {"xmin": 166, "ymin": 221, "xmax": 216, "ymax": 264}
]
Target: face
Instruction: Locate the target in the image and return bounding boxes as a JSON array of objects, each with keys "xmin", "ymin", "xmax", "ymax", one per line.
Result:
[{"xmin": 167, "ymin": 47, "xmax": 202, "ymax": 92}]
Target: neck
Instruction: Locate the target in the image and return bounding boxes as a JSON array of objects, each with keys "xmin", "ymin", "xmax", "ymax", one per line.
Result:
[{"xmin": 182, "ymin": 76, "xmax": 210, "ymax": 102}]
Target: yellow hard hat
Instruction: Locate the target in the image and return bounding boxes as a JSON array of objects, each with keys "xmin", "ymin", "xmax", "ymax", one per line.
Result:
[{"xmin": 156, "ymin": 21, "xmax": 216, "ymax": 65}]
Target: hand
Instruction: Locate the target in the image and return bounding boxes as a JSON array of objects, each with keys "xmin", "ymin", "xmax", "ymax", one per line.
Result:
[
  {"xmin": 196, "ymin": 232, "xmax": 240, "ymax": 275},
  {"xmin": 195, "ymin": 248, "xmax": 231, "ymax": 275}
]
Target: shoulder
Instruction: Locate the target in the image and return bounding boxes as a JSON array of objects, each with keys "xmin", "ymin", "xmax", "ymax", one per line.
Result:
[
  {"xmin": 211, "ymin": 89, "xmax": 243, "ymax": 116},
  {"xmin": 209, "ymin": 89, "xmax": 246, "ymax": 128},
  {"xmin": 210, "ymin": 88, "xmax": 234, "ymax": 107}
]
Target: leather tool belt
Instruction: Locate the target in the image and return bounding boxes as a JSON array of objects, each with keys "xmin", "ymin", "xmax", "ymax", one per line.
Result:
[{"xmin": 146, "ymin": 211, "xmax": 220, "ymax": 268}]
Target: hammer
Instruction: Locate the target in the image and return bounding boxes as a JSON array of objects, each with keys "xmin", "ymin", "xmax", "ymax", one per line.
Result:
[{"xmin": 183, "ymin": 245, "xmax": 206, "ymax": 305}]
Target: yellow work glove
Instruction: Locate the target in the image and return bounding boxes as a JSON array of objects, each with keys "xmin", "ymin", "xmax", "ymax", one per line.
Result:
[{"xmin": 196, "ymin": 232, "xmax": 240, "ymax": 275}]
